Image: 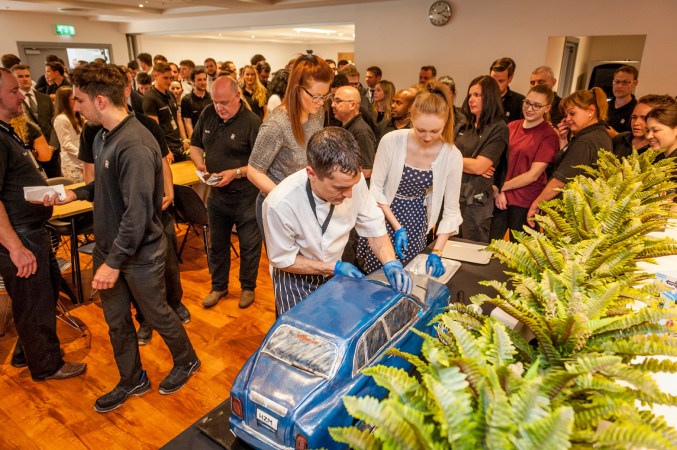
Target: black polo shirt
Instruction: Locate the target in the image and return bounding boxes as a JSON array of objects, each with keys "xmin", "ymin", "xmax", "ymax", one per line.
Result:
[
  {"xmin": 181, "ymin": 91, "xmax": 212, "ymax": 125},
  {"xmin": 502, "ymin": 87, "xmax": 525, "ymax": 123},
  {"xmin": 377, "ymin": 118, "xmax": 411, "ymax": 144},
  {"xmin": 612, "ymin": 131, "xmax": 649, "ymax": 160},
  {"xmin": 0, "ymin": 121, "xmax": 52, "ymax": 227},
  {"xmin": 553, "ymin": 122, "xmax": 612, "ymax": 183},
  {"xmin": 344, "ymin": 114, "xmax": 376, "ymax": 170},
  {"xmin": 191, "ymin": 103, "xmax": 261, "ymax": 191},
  {"xmin": 45, "ymin": 78, "xmax": 71, "ymax": 97},
  {"xmin": 607, "ymin": 95, "xmax": 636, "ymax": 134},
  {"xmin": 242, "ymin": 89, "xmax": 265, "ymax": 120},
  {"xmin": 142, "ymin": 86, "xmax": 181, "ymax": 151},
  {"xmin": 550, "ymin": 94, "xmax": 564, "ymax": 127}
]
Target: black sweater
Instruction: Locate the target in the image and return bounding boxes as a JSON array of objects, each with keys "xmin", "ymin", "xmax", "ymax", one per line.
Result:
[{"xmin": 74, "ymin": 116, "xmax": 164, "ymax": 269}]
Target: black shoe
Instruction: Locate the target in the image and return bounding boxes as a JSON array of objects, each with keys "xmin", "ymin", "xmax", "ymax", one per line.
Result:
[
  {"xmin": 94, "ymin": 371, "xmax": 151, "ymax": 413},
  {"xmin": 159, "ymin": 358, "xmax": 201, "ymax": 395},
  {"xmin": 137, "ymin": 322, "xmax": 153, "ymax": 345},
  {"xmin": 11, "ymin": 343, "xmax": 27, "ymax": 368},
  {"xmin": 174, "ymin": 304, "xmax": 191, "ymax": 324}
]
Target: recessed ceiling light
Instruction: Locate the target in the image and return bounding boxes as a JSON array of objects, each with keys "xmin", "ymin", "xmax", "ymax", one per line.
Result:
[
  {"xmin": 218, "ymin": 33, "xmax": 222, "ymax": 36},
  {"xmin": 138, "ymin": 4, "xmax": 143, "ymax": 7},
  {"xmin": 251, "ymin": 35, "xmax": 255, "ymax": 38}
]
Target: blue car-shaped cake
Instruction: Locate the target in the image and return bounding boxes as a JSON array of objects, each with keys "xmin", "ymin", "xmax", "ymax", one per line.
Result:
[{"xmin": 229, "ymin": 275, "xmax": 450, "ymax": 449}]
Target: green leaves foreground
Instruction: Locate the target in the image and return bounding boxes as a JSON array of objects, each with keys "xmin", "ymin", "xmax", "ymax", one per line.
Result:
[{"xmin": 331, "ymin": 150, "xmax": 677, "ymax": 449}]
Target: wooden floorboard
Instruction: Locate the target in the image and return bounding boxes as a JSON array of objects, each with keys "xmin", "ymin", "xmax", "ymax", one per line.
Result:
[{"xmin": 0, "ymin": 225, "xmax": 276, "ymax": 448}]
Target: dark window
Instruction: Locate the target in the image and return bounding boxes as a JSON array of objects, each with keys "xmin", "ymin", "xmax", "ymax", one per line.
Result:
[
  {"xmin": 353, "ymin": 341, "xmax": 367, "ymax": 375},
  {"xmin": 365, "ymin": 321, "xmax": 388, "ymax": 361},
  {"xmin": 383, "ymin": 298, "xmax": 419, "ymax": 337}
]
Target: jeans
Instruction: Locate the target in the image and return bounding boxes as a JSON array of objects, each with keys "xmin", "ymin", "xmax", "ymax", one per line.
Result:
[
  {"xmin": 93, "ymin": 239, "xmax": 196, "ymax": 386},
  {"xmin": 207, "ymin": 184, "xmax": 262, "ymax": 292},
  {"xmin": 0, "ymin": 226, "xmax": 63, "ymax": 379}
]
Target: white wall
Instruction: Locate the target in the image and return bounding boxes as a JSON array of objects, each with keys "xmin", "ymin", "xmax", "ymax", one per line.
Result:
[
  {"xmin": 0, "ymin": 11, "xmax": 128, "ymax": 63},
  {"xmin": 355, "ymin": 0, "xmax": 677, "ymax": 101},
  {"xmin": 136, "ymin": 35, "xmax": 353, "ymax": 74}
]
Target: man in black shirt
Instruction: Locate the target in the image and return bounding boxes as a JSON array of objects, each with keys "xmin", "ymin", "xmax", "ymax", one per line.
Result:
[
  {"xmin": 607, "ymin": 65, "xmax": 639, "ymax": 137},
  {"xmin": 332, "ymin": 86, "xmax": 376, "ymax": 180},
  {"xmin": 377, "ymin": 88, "xmax": 415, "ymax": 143},
  {"xmin": 490, "ymin": 57, "xmax": 525, "ymax": 123},
  {"xmin": 44, "ymin": 61, "xmax": 70, "ymax": 99},
  {"xmin": 0, "ymin": 68, "xmax": 86, "ymax": 381},
  {"xmin": 50, "ymin": 63, "xmax": 199, "ymax": 413},
  {"xmin": 529, "ymin": 66, "xmax": 563, "ymax": 126},
  {"xmin": 190, "ymin": 76, "xmax": 262, "ymax": 309},
  {"xmin": 181, "ymin": 68, "xmax": 211, "ymax": 138},
  {"xmin": 143, "ymin": 62, "xmax": 185, "ymax": 162}
]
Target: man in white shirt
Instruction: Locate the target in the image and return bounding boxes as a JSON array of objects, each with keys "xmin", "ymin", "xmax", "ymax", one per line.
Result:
[{"xmin": 263, "ymin": 127, "xmax": 412, "ymax": 314}]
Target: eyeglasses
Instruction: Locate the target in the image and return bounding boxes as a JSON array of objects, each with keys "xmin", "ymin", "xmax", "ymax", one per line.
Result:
[
  {"xmin": 331, "ymin": 96, "xmax": 354, "ymax": 105},
  {"xmin": 522, "ymin": 99, "xmax": 546, "ymax": 111},
  {"xmin": 300, "ymin": 85, "xmax": 331, "ymax": 104},
  {"xmin": 612, "ymin": 79, "xmax": 634, "ymax": 86}
]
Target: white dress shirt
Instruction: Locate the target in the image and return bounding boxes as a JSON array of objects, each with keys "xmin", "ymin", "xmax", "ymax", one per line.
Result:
[{"xmin": 263, "ymin": 168, "xmax": 387, "ymax": 269}]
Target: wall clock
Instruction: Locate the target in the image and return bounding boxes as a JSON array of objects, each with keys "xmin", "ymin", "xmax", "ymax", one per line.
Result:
[
  {"xmin": 429, "ymin": 0, "xmax": 452, "ymax": 27},
  {"xmin": 428, "ymin": 0, "xmax": 451, "ymax": 27}
]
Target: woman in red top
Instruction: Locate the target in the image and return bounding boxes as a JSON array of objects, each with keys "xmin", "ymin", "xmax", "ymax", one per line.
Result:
[{"xmin": 492, "ymin": 84, "xmax": 559, "ymax": 240}]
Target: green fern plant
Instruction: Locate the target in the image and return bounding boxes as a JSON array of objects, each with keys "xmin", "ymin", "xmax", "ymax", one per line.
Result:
[
  {"xmin": 331, "ymin": 150, "xmax": 677, "ymax": 448},
  {"xmin": 330, "ymin": 319, "xmax": 575, "ymax": 450}
]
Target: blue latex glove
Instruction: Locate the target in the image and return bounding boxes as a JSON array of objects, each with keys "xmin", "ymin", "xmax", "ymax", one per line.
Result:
[
  {"xmin": 426, "ymin": 253, "xmax": 446, "ymax": 278},
  {"xmin": 393, "ymin": 228, "xmax": 409, "ymax": 260},
  {"xmin": 382, "ymin": 260, "xmax": 412, "ymax": 295},
  {"xmin": 334, "ymin": 260, "xmax": 365, "ymax": 279}
]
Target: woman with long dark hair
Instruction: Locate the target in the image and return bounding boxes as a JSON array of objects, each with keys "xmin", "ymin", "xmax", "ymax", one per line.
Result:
[
  {"xmin": 53, "ymin": 85, "xmax": 85, "ymax": 181},
  {"xmin": 372, "ymin": 80, "xmax": 395, "ymax": 124},
  {"xmin": 492, "ymin": 84, "xmax": 559, "ymax": 240},
  {"xmin": 455, "ymin": 75, "xmax": 509, "ymax": 243},
  {"xmin": 357, "ymin": 82, "xmax": 463, "ymax": 276},
  {"xmin": 527, "ymin": 87, "xmax": 612, "ymax": 224}
]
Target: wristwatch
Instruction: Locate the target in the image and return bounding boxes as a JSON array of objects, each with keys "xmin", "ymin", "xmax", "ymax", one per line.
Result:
[
  {"xmin": 235, "ymin": 168, "xmax": 242, "ymax": 179},
  {"xmin": 431, "ymin": 249, "xmax": 442, "ymax": 256}
]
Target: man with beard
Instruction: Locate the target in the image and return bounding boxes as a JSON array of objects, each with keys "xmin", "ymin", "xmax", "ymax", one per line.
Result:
[
  {"xmin": 181, "ymin": 68, "xmax": 211, "ymax": 137},
  {"xmin": 204, "ymin": 58, "xmax": 218, "ymax": 92}
]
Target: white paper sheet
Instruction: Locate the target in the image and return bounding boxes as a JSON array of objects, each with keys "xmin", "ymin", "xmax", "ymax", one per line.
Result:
[{"xmin": 23, "ymin": 185, "xmax": 66, "ymax": 202}]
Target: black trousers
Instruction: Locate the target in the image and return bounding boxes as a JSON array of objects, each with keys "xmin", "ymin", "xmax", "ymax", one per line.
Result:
[
  {"xmin": 93, "ymin": 239, "xmax": 196, "ymax": 386},
  {"xmin": 459, "ymin": 199, "xmax": 494, "ymax": 244},
  {"xmin": 134, "ymin": 211, "xmax": 183, "ymax": 324},
  {"xmin": 490, "ymin": 205, "xmax": 533, "ymax": 242},
  {"xmin": 0, "ymin": 227, "xmax": 63, "ymax": 379},
  {"xmin": 207, "ymin": 185, "xmax": 262, "ymax": 292}
]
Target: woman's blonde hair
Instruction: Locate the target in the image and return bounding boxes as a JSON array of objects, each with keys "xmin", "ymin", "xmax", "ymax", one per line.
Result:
[
  {"xmin": 411, "ymin": 81, "xmax": 455, "ymax": 144},
  {"xmin": 242, "ymin": 65, "xmax": 267, "ymax": 109},
  {"xmin": 372, "ymin": 80, "xmax": 395, "ymax": 122}
]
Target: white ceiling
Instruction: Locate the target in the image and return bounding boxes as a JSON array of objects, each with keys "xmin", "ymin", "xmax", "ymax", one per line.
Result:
[{"xmin": 0, "ymin": 0, "xmax": 366, "ymax": 43}]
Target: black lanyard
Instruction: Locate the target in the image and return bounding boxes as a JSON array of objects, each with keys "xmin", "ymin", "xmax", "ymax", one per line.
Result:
[
  {"xmin": 0, "ymin": 120, "xmax": 48, "ymax": 180},
  {"xmin": 306, "ymin": 179, "xmax": 334, "ymax": 235}
]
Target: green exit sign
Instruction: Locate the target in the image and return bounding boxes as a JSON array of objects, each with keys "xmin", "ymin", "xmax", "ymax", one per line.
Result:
[{"xmin": 55, "ymin": 24, "xmax": 75, "ymax": 36}]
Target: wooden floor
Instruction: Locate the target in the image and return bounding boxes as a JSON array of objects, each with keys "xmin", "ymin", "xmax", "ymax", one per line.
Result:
[{"xmin": 0, "ymin": 225, "xmax": 277, "ymax": 449}]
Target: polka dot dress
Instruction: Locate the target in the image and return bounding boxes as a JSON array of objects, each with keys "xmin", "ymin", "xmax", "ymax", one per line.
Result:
[{"xmin": 357, "ymin": 164, "xmax": 433, "ymax": 273}]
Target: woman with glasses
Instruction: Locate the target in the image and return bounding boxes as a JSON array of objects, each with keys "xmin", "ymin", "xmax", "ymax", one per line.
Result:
[
  {"xmin": 371, "ymin": 80, "xmax": 395, "ymax": 124},
  {"xmin": 241, "ymin": 65, "xmax": 268, "ymax": 120},
  {"xmin": 247, "ymin": 53, "xmax": 334, "ymax": 234},
  {"xmin": 454, "ymin": 75, "xmax": 509, "ymax": 243},
  {"xmin": 527, "ymin": 87, "xmax": 612, "ymax": 225},
  {"xmin": 356, "ymin": 82, "xmax": 463, "ymax": 277},
  {"xmin": 492, "ymin": 85, "xmax": 559, "ymax": 241}
]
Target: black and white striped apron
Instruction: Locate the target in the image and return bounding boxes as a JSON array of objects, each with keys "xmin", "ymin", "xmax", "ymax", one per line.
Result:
[{"xmin": 272, "ymin": 268, "xmax": 330, "ymax": 315}]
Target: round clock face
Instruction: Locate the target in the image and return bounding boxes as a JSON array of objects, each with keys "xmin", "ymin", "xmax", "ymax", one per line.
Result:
[{"xmin": 429, "ymin": 0, "xmax": 452, "ymax": 27}]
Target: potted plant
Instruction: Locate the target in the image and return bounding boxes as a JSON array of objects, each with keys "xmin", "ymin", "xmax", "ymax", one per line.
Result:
[{"xmin": 331, "ymin": 150, "xmax": 677, "ymax": 448}]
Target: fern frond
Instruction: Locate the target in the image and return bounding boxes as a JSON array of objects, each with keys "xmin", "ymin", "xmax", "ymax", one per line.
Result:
[
  {"xmin": 594, "ymin": 421, "xmax": 676, "ymax": 450},
  {"xmin": 329, "ymin": 426, "xmax": 381, "ymax": 450},
  {"xmin": 361, "ymin": 366, "xmax": 420, "ymax": 403}
]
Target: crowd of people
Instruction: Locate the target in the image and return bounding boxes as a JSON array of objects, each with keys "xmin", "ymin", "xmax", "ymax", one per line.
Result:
[{"xmin": 1, "ymin": 49, "xmax": 676, "ymax": 415}]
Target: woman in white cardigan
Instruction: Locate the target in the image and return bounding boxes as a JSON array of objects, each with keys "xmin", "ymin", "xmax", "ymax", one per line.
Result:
[
  {"xmin": 53, "ymin": 86, "xmax": 85, "ymax": 182},
  {"xmin": 356, "ymin": 82, "xmax": 463, "ymax": 277}
]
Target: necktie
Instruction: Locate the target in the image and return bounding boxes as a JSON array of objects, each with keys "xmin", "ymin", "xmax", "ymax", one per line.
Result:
[
  {"xmin": 369, "ymin": 88, "xmax": 375, "ymax": 103},
  {"xmin": 25, "ymin": 92, "xmax": 38, "ymax": 115}
]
